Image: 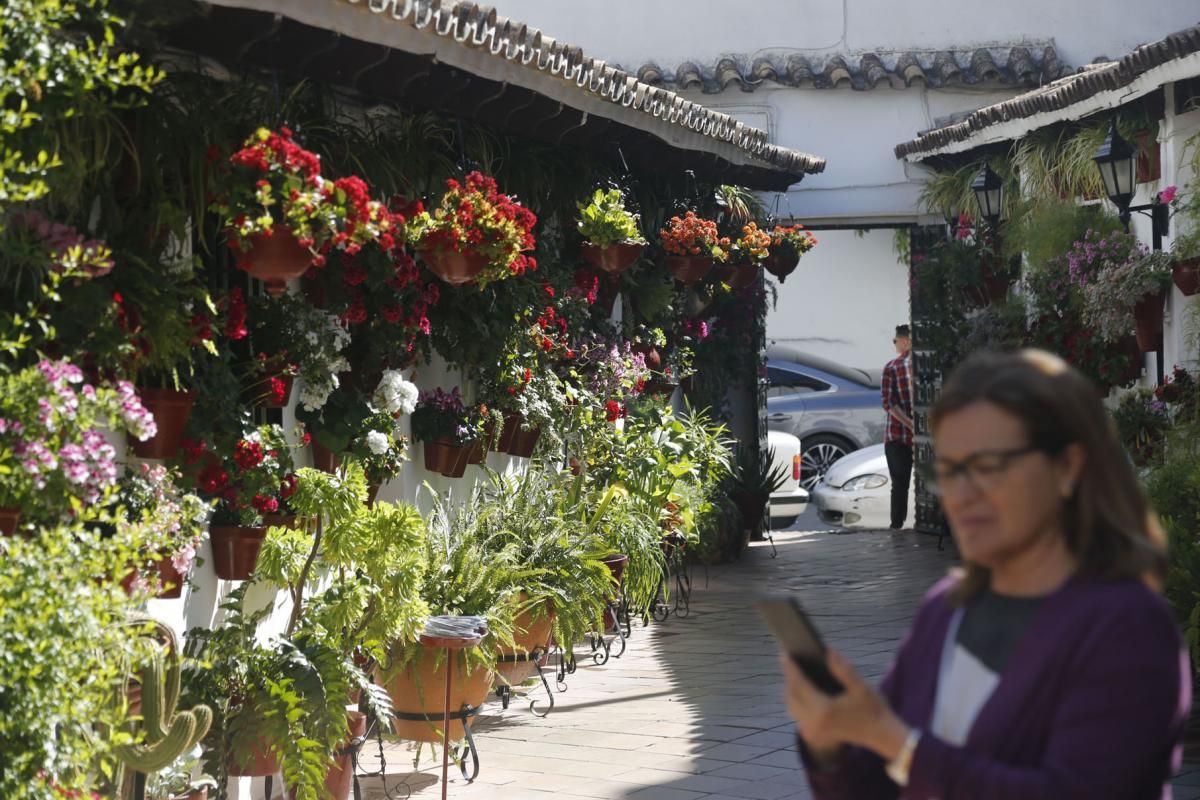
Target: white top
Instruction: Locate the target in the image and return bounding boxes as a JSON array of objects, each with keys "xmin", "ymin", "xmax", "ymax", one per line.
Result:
[{"xmin": 930, "ymin": 609, "xmax": 1000, "ymax": 746}]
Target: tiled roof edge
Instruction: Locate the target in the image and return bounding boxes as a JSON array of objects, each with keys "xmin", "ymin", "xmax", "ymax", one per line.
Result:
[
  {"xmin": 627, "ymin": 45, "xmax": 1066, "ymax": 93},
  {"xmin": 339, "ymin": 0, "xmax": 826, "ymax": 175},
  {"xmin": 894, "ymin": 23, "xmax": 1200, "ymax": 159}
]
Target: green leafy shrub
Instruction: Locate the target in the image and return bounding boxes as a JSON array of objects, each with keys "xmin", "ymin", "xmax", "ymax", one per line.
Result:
[{"xmin": 577, "ymin": 188, "xmax": 645, "ymax": 247}]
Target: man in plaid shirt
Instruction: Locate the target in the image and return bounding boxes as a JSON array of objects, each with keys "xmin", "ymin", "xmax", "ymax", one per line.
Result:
[{"xmin": 881, "ymin": 324, "xmax": 914, "ymax": 529}]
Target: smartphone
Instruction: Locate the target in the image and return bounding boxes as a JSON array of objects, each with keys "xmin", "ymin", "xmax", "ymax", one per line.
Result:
[{"xmin": 754, "ymin": 595, "xmax": 844, "ymax": 695}]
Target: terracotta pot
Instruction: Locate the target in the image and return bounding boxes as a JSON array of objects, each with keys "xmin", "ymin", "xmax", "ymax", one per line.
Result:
[
  {"xmin": 1134, "ymin": 290, "xmax": 1166, "ymax": 352},
  {"xmin": 1135, "ymin": 130, "xmax": 1161, "ymax": 183},
  {"xmin": 643, "ymin": 379, "xmax": 679, "ymax": 398},
  {"xmin": 248, "ymin": 371, "xmax": 294, "ymax": 409},
  {"xmin": 384, "ymin": 650, "xmax": 492, "ymax": 743},
  {"xmin": 725, "ymin": 265, "xmax": 761, "ymax": 290},
  {"xmin": 420, "ymin": 249, "xmax": 488, "ymax": 286},
  {"xmin": 234, "ymin": 227, "xmax": 313, "ymax": 297},
  {"xmin": 581, "ymin": 242, "xmax": 644, "ymax": 274},
  {"xmin": 632, "ymin": 343, "xmax": 662, "ymax": 371},
  {"xmin": 497, "ymin": 411, "xmax": 522, "ymax": 453},
  {"xmin": 496, "ymin": 594, "xmax": 555, "ymax": 686},
  {"xmin": 155, "ymin": 556, "xmax": 186, "ymax": 599},
  {"xmin": 0, "ymin": 506, "xmax": 21, "ymax": 536},
  {"xmin": 764, "ymin": 252, "xmax": 800, "ymax": 283},
  {"xmin": 129, "ymin": 388, "xmax": 196, "ymax": 459},
  {"xmin": 600, "ymin": 554, "xmax": 629, "ymax": 630},
  {"xmin": 1174, "ymin": 257, "xmax": 1200, "ymax": 297},
  {"xmin": 322, "ymin": 711, "xmax": 368, "ymax": 800},
  {"xmin": 311, "ymin": 441, "xmax": 341, "ymax": 473},
  {"xmin": 367, "ymin": 483, "xmax": 382, "ymax": 507},
  {"xmin": 508, "ymin": 425, "xmax": 541, "ymax": 459},
  {"xmin": 666, "ymin": 255, "xmax": 713, "ymax": 286},
  {"xmin": 465, "ymin": 437, "xmax": 486, "ymax": 465},
  {"xmin": 711, "ymin": 263, "xmax": 735, "ymax": 284},
  {"xmin": 210, "ymin": 525, "xmax": 268, "ymax": 581},
  {"xmin": 228, "ymin": 736, "xmax": 280, "ymax": 776},
  {"xmin": 422, "ymin": 439, "xmax": 470, "ymax": 478}
]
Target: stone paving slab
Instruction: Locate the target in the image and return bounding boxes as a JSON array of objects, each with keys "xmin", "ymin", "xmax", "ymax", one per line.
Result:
[{"xmin": 349, "ymin": 527, "xmax": 1199, "ymax": 799}]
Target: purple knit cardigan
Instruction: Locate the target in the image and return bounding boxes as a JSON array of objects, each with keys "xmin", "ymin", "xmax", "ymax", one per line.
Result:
[{"xmin": 802, "ymin": 575, "xmax": 1192, "ymax": 799}]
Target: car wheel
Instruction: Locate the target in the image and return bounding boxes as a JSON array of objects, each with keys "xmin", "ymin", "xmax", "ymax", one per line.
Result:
[{"xmin": 800, "ymin": 435, "xmax": 851, "ymax": 491}]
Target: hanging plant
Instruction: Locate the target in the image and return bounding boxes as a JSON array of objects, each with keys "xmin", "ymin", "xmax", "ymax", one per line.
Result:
[
  {"xmin": 1077, "ymin": 231, "xmax": 1173, "ymax": 348},
  {"xmin": 659, "ymin": 212, "xmax": 721, "ymax": 286},
  {"xmin": 577, "ymin": 188, "xmax": 647, "ymax": 273},
  {"xmin": 408, "ymin": 171, "xmax": 537, "ymax": 288},
  {"xmin": 215, "ymin": 128, "xmax": 393, "ymax": 295},
  {"xmin": 765, "ymin": 223, "xmax": 818, "ymax": 283},
  {"xmin": 715, "ymin": 222, "xmax": 771, "ymax": 288}
]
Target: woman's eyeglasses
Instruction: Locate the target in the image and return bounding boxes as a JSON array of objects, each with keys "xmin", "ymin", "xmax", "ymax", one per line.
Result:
[{"xmin": 929, "ymin": 446, "xmax": 1043, "ymax": 496}]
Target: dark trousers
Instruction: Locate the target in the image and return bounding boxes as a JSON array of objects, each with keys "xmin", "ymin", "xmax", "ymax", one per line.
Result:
[{"xmin": 884, "ymin": 441, "xmax": 913, "ymax": 529}]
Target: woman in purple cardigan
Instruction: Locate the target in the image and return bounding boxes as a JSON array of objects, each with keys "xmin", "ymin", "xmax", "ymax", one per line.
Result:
[{"xmin": 781, "ymin": 349, "xmax": 1191, "ymax": 799}]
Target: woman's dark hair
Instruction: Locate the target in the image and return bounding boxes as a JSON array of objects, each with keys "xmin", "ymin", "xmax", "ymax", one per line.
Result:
[{"xmin": 931, "ymin": 349, "xmax": 1167, "ymax": 601}]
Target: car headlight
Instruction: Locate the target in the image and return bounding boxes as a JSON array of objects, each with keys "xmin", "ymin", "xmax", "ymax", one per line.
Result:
[{"xmin": 842, "ymin": 474, "xmax": 888, "ymax": 491}]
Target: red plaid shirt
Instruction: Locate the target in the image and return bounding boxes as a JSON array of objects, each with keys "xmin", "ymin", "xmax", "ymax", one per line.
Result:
[{"xmin": 882, "ymin": 353, "xmax": 913, "ymax": 445}]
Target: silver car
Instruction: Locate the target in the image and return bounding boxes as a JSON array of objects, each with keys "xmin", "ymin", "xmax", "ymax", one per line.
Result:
[{"xmin": 766, "ymin": 345, "xmax": 886, "ymax": 491}]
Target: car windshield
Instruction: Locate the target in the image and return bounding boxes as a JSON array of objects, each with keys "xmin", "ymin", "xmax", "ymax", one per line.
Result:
[{"xmin": 765, "ymin": 346, "xmax": 880, "ymax": 388}]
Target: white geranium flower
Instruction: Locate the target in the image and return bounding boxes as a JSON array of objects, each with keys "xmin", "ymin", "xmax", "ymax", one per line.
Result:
[
  {"xmin": 372, "ymin": 370, "xmax": 420, "ymax": 415},
  {"xmin": 366, "ymin": 430, "xmax": 390, "ymax": 455}
]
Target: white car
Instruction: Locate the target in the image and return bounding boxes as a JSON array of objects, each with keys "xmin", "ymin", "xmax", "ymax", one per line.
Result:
[
  {"xmin": 767, "ymin": 430, "xmax": 809, "ymax": 528},
  {"xmin": 811, "ymin": 444, "xmax": 914, "ymax": 530}
]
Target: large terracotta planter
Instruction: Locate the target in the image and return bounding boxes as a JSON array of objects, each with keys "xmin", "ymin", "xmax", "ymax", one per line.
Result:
[
  {"xmin": 129, "ymin": 388, "xmax": 195, "ymax": 459},
  {"xmin": 384, "ymin": 650, "xmax": 493, "ymax": 743},
  {"xmin": 1174, "ymin": 257, "xmax": 1200, "ymax": 296},
  {"xmin": 310, "ymin": 441, "xmax": 341, "ymax": 473},
  {"xmin": 0, "ymin": 506, "xmax": 21, "ymax": 536},
  {"xmin": 322, "ymin": 711, "xmax": 367, "ymax": 800},
  {"xmin": 581, "ymin": 242, "xmax": 644, "ymax": 274},
  {"xmin": 1134, "ymin": 290, "xmax": 1166, "ymax": 352},
  {"xmin": 725, "ymin": 264, "xmax": 761, "ymax": 290},
  {"xmin": 420, "ymin": 249, "xmax": 488, "ymax": 286},
  {"xmin": 210, "ymin": 525, "xmax": 268, "ymax": 581},
  {"xmin": 496, "ymin": 595, "xmax": 555, "ymax": 686},
  {"xmin": 228, "ymin": 736, "xmax": 280, "ymax": 776},
  {"xmin": 666, "ymin": 255, "xmax": 713, "ymax": 286},
  {"xmin": 422, "ymin": 438, "xmax": 471, "ymax": 478},
  {"xmin": 234, "ymin": 227, "xmax": 313, "ymax": 298},
  {"xmin": 764, "ymin": 252, "xmax": 800, "ymax": 283}
]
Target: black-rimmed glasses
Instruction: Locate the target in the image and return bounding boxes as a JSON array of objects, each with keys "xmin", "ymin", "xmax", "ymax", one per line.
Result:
[{"xmin": 929, "ymin": 446, "xmax": 1044, "ymax": 496}]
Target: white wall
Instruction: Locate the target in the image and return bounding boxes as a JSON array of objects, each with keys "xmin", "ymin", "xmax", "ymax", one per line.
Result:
[{"xmin": 767, "ymin": 228, "xmax": 908, "ymax": 369}]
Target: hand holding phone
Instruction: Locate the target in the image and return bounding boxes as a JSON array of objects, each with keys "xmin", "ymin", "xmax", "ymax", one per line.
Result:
[{"xmin": 755, "ymin": 595, "xmax": 844, "ymax": 695}]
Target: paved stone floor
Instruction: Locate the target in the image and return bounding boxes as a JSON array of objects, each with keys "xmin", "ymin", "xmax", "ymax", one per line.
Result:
[{"xmin": 355, "ymin": 525, "xmax": 1200, "ymax": 799}]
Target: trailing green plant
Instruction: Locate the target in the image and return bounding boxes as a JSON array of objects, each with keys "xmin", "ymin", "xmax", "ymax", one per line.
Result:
[
  {"xmin": 0, "ymin": 516, "xmax": 155, "ymax": 799},
  {"xmin": 1082, "ymin": 249, "xmax": 1173, "ymax": 343},
  {"xmin": 577, "ymin": 188, "xmax": 646, "ymax": 247}
]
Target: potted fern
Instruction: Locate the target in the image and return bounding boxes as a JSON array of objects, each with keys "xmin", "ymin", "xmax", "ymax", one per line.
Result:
[
  {"xmin": 380, "ymin": 486, "xmax": 516, "ymax": 744},
  {"xmin": 577, "ymin": 188, "xmax": 647, "ymax": 274},
  {"xmin": 731, "ymin": 445, "xmax": 790, "ymax": 557}
]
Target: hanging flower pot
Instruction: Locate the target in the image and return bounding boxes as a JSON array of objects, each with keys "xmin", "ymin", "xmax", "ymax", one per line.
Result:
[
  {"xmin": 764, "ymin": 252, "xmax": 801, "ymax": 283},
  {"xmin": 465, "ymin": 437, "xmax": 487, "ymax": 465},
  {"xmin": 1134, "ymin": 290, "xmax": 1167, "ymax": 352},
  {"xmin": 247, "ymin": 370, "xmax": 294, "ymax": 409},
  {"xmin": 1174, "ymin": 257, "xmax": 1200, "ymax": 296},
  {"xmin": 1134, "ymin": 130, "xmax": 1161, "ymax": 184},
  {"xmin": 0, "ymin": 506, "xmax": 21, "ymax": 536},
  {"xmin": 129, "ymin": 388, "xmax": 196, "ymax": 459},
  {"xmin": 310, "ymin": 441, "xmax": 341, "ymax": 473},
  {"xmin": 712, "ymin": 263, "xmax": 735, "ymax": 283},
  {"xmin": 210, "ymin": 525, "xmax": 268, "ymax": 581},
  {"xmin": 366, "ymin": 483, "xmax": 382, "ymax": 507},
  {"xmin": 154, "ymin": 557, "xmax": 187, "ymax": 599},
  {"xmin": 497, "ymin": 411, "xmax": 523, "ymax": 453},
  {"xmin": 666, "ymin": 255, "xmax": 713, "ymax": 286},
  {"xmin": 725, "ymin": 265, "xmax": 761, "ymax": 290},
  {"xmin": 632, "ymin": 342, "xmax": 662, "ymax": 371},
  {"xmin": 384, "ymin": 648, "xmax": 493, "ymax": 743},
  {"xmin": 234, "ymin": 226, "xmax": 313, "ymax": 298},
  {"xmin": 420, "ymin": 249, "xmax": 489, "ymax": 286},
  {"xmin": 581, "ymin": 242, "xmax": 644, "ymax": 274},
  {"xmin": 422, "ymin": 439, "xmax": 471, "ymax": 478},
  {"xmin": 508, "ymin": 426, "xmax": 542, "ymax": 459}
]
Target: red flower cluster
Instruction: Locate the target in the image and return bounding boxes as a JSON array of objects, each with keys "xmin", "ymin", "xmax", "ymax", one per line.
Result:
[
  {"xmin": 280, "ymin": 473, "xmax": 298, "ymax": 498},
  {"xmin": 267, "ymin": 376, "xmax": 288, "ymax": 406},
  {"xmin": 605, "ymin": 400, "xmax": 627, "ymax": 422},
  {"xmin": 230, "ymin": 127, "xmax": 320, "ymax": 178},
  {"xmin": 233, "ymin": 439, "xmax": 264, "ymax": 470},
  {"xmin": 198, "ymin": 464, "xmax": 230, "ymax": 494},
  {"xmin": 571, "ymin": 270, "xmax": 601, "ymax": 305},
  {"xmin": 223, "ymin": 287, "xmax": 248, "ymax": 341},
  {"xmin": 182, "ymin": 438, "xmax": 207, "ymax": 465},
  {"xmin": 252, "ymin": 493, "xmax": 279, "ymax": 514}
]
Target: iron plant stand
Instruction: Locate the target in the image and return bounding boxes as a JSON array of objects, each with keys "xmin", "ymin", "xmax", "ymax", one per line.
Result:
[
  {"xmin": 587, "ymin": 591, "xmax": 630, "ymax": 665},
  {"xmin": 494, "ymin": 646, "xmax": 555, "ymax": 717}
]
